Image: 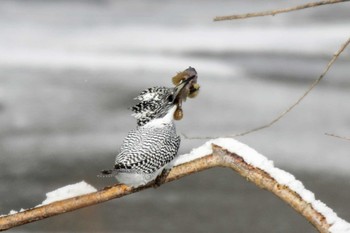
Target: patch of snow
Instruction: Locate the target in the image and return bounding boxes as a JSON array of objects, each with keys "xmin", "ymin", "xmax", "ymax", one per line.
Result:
[
  {"xmin": 0, "ymin": 208, "xmax": 26, "ymax": 217},
  {"xmin": 330, "ymin": 218, "xmax": 350, "ymax": 233},
  {"xmin": 174, "ymin": 138, "xmax": 350, "ymax": 233},
  {"xmin": 38, "ymin": 181, "xmax": 97, "ymax": 206},
  {"xmin": 172, "ymin": 140, "xmax": 214, "ymax": 166},
  {"xmin": 8, "ymin": 210, "xmax": 18, "ymax": 215},
  {"xmin": 1, "ymin": 182, "xmax": 96, "ymax": 217}
]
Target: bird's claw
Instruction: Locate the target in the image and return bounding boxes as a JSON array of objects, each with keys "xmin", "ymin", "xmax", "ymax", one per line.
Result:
[{"xmin": 153, "ymin": 169, "xmax": 171, "ymax": 188}]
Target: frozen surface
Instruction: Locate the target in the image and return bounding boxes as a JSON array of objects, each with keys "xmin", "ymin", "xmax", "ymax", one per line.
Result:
[
  {"xmin": 38, "ymin": 181, "xmax": 97, "ymax": 206},
  {"xmin": 174, "ymin": 138, "xmax": 350, "ymax": 233}
]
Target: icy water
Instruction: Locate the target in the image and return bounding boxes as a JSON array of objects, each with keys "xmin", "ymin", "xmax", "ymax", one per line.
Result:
[{"xmin": 0, "ymin": 0, "xmax": 350, "ymax": 232}]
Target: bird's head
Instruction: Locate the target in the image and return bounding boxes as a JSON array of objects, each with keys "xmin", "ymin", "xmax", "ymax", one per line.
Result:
[{"xmin": 131, "ymin": 68, "xmax": 197, "ymax": 126}]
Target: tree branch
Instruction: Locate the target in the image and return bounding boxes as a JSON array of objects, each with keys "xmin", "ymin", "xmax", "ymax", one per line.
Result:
[
  {"xmin": 214, "ymin": 0, "xmax": 350, "ymax": 21},
  {"xmin": 1, "ymin": 140, "xmax": 345, "ymax": 233},
  {"xmin": 325, "ymin": 133, "xmax": 350, "ymax": 141}
]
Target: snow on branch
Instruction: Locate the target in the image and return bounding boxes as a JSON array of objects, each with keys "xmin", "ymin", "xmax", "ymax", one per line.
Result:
[
  {"xmin": 38, "ymin": 181, "xmax": 97, "ymax": 206},
  {"xmin": 1, "ymin": 139, "xmax": 349, "ymax": 232}
]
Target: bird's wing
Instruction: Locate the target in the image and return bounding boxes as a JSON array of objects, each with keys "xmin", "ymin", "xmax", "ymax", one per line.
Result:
[{"xmin": 115, "ymin": 126, "xmax": 180, "ymax": 173}]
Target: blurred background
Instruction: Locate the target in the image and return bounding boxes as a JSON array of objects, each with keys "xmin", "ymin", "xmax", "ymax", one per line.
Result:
[{"xmin": 0, "ymin": 0, "xmax": 349, "ymax": 232}]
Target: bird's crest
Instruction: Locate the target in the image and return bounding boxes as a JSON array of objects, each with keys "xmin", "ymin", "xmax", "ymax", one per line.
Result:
[{"xmin": 131, "ymin": 87, "xmax": 174, "ymax": 126}]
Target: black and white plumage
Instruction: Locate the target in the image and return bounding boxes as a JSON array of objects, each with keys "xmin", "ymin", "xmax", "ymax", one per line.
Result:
[
  {"xmin": 101, "ymin": 70, "xmax": 197, "ymax": 187},
  {"xmin": 115, "ymin": 123, "xmax": 180, "ymax": 174}
]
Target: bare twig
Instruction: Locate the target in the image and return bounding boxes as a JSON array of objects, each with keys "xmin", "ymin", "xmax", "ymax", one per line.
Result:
[
  {"xmin": 183, "ymin": 37, "xmax": 350, "ymax": 139},
  {"xmin": 214, "ymin": 0, "xmax": 350, "ymax": 21},
  {"xmin": 232, "ymin": 37, "xmax": 350, "ymax": 137},
  {"xmin": 325, "ymin": 133, "xmax": 350, "ymax": 141},
  {"xmin": 0, "ymin": 143, "xmax": 334, "ymax": 232}
]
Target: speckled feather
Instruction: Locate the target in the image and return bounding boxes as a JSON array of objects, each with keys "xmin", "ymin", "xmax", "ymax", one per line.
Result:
[
  {"xmin": 115, "ymin": 123, "xmax": 180, "ymax": 174},
  {"xmin": 131, "ymin": 87, "xmax": 173, "ymax": 126}
]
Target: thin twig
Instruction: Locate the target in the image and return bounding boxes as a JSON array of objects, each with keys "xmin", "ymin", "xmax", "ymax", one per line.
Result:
[
  {"xmin": 184, "ymin": 37, "xmax": 350, "ymax": 139},
  {"xmin": 325, "ymin": 133, "xmax": 350, "ymax": 141},
  {"xmin": 0, "ymin": 143, "xmax": 333, "ymax": 232},
  {"xmin": 214, "ymin": 0, "xmax": 350, "ymax": 21}
]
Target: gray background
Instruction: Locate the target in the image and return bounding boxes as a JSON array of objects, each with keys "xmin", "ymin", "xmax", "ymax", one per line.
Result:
[{"xmin": 0, "ymin": 0, "xmax": 349, "ymax": 232}]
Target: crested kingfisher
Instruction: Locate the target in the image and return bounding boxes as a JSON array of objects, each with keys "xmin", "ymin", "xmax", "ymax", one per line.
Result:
[{"xmin": 101, "ymin": 67, "xmax": 198, "ymax": 187}]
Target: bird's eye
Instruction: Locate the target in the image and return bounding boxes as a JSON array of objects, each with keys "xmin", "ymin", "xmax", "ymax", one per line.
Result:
[{"xmin": 167, "ymin": 94, "xmax": 174, "ymax": 102}]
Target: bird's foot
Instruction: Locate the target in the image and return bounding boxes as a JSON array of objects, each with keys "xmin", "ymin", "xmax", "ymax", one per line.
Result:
[{"xmin": 153, "ymin": 169, "xmax": 171, "ymax": 188}]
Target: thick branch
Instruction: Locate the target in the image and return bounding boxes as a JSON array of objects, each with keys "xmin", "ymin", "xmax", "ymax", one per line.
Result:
[
  {"xmin": 214, "ymin": 0, "xmax": 349, "ymax": 21},
  {"xmin": 0, "ymin": 143, "xmax": 335, "ymax": 232}
]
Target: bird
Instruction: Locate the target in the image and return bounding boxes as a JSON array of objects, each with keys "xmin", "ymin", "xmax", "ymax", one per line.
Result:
[{"xmin": 100, "ymin": 67, "xmax": 198, "ymax": 188}]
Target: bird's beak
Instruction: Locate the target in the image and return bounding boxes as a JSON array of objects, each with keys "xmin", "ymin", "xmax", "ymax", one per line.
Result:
[{"xmin": 173, "ymin": 74, "xmax": 196, "ymax": 99}]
